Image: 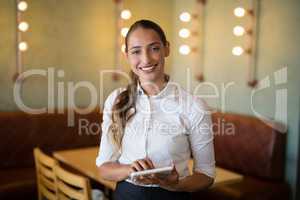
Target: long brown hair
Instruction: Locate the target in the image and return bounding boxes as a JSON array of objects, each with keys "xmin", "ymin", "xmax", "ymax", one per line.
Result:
[{"xmin": 108, "ymin": 19, "xmax": 168, "ymax": 151}]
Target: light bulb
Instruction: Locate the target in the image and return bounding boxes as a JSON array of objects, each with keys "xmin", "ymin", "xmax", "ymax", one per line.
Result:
[
  {"xmin": 232, "ymin": 46, "xmax": 244, "ymax": 56},
  {"xmin": 179, "ymin": 45, "xmax": 190, "ymax": 55},
  {"xmin": 121, "ymin": 27, "xmax": 129, "ymax": 37},
  {"xmin": 18, "ymin": 21, "xmax": 29, "ymax": 32},
  {"xmin": 179, "ymin": 12, "xmax": 191, "ymax": 22},
  {"xmin": 121, "ymin": 9, "xmax": 131, "ymax": 20},
  {"xmin": 234, "ymin": 7, "xmax": 246, "ymax": 18},
  {"xmin": 18, "ymin": 1, "xmax": 28, "ymax": 12},
  {"xmin": 121, "ymin": 44, "xmax": 126, "ymax": 53},
  {"xmin": 233, "ymin": 25, "xmax": 245, "ymax": 36},
  {"xmin": 19, "ymin": 42, "xmax": 28, "ymax": 52},
  {"xmin": 179, "ymin": 28, "xmax": 190, "ymax": 38}
]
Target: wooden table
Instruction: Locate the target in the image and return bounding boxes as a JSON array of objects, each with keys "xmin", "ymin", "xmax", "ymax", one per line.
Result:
[{"xmin": 53, "ymin": 147, "xmax": 243, "ymax": 190}]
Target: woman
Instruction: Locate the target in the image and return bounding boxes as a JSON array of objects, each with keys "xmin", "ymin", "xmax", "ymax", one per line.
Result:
[{"xmin": 96, "ymin": 19, "xmax": 215, "ymax": 200}]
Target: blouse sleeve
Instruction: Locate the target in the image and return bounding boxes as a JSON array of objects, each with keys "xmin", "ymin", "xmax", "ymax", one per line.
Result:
[
  {"xmin": 188, "ymin": 99, "xmax": 216, "ymax": 178},
  {"xmin": 96, "ymin": 89, "xmax": 122, "ymax": 167}
]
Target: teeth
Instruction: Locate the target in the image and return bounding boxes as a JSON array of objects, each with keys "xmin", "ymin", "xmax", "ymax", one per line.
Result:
[{"xmin": 140, "ymin": 65, "xmax": 156, "ymax": 72}]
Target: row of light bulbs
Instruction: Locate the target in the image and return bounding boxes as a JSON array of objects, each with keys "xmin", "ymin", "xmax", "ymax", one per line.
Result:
[
  {"xmin": 17, "ymin": 1, "xmax": 29, "ymax": 52},
  {"xmin": 178, "ymin": 6, "xmax": 252, "ymax": 57},
  {"xmin": 178, "ymin": 12, "xmax": 193, "ymax": 55},
  {"xmin": 17, "ymin": 4, "xmax": 248, "ymax": 56},
  {"xmin": 179, "ymin": 8, "xmax": 251, "ymax": 56},
  {"xmin": 119, "ymin": 9, "xmax": 131, "ymax": 53},
  {"xmin": 232, "ymin": 7, "xmax": 250, "ymax": 56}
]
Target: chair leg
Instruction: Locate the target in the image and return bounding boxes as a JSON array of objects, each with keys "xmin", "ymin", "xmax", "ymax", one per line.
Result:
[{"xmin": 37, "ymin": 183, "xmax": 42, "ymax": 200}]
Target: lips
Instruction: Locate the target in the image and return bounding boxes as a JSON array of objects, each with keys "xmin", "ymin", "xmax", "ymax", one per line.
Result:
[{"xmin": 139, "ymin": 64, "xmax": 158, "ymax": 72}]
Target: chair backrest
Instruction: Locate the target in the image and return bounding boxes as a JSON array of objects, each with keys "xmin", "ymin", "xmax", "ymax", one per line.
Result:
[
  {"xmin": 34, "ymin": 148, "xmax": 58, "ymax": 200},
  {"xmin": 53, "ymin": 165, "xmax": 91, "ymax": 200}
]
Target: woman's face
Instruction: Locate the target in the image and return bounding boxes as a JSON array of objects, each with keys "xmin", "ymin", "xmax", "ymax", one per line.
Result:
[{"xmin": 126, "ymin": 28, "xmax": 169, "ymax": 84}]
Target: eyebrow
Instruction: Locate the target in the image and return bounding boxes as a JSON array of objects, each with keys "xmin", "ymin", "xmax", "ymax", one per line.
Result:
[{"xmin": 129, "ymin": 42, "xmax": 161, "ymax": 51}]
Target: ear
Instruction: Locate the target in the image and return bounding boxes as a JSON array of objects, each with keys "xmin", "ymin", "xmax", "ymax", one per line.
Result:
[{"xmin": 164, "ymin": 41, "xmax": 170, "ymax": 57}]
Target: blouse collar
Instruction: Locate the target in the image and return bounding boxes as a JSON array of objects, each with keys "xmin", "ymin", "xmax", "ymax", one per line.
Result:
[{"xmin": 137, "ymin": 79, "xmax": 172, "ymax": 99}]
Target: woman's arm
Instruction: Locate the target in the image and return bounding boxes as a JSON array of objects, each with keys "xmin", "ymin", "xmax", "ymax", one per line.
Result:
[
  {"xmin": 97, "ymin": 162, "xmax": 131, "ymax": 182},
  {"xmin": 158, "ymin": 104, "xmax": 215, "ymax": 192},
  {"xmin": 155, "ymin": 166, "xmax": 214, "ymax": 192},
  {"xmin": 168, "ymin": 172, "xmax": 214, "ymax": 192}
]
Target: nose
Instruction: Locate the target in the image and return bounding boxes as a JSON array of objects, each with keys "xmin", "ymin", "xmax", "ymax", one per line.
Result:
[{"xmin": 141, "ymin": 50, "xmax": 152, "ymax": 65}]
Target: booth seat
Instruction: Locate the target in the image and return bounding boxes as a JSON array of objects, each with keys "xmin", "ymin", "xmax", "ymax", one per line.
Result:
[{"xmin": 191, "ymin": 112, "xmax": 290, "ymax": 200}]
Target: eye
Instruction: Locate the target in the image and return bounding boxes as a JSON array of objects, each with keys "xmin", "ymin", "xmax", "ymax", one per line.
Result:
[
  {"xmin": 152, "ymin": 46, "xmax": 161, "ymax": 52},
  {"xmin": 131, "ymin": 50, "xmax": 140, "ymax": 55}
]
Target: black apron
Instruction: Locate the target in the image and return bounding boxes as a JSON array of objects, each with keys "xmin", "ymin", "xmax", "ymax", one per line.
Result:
[{"xmin": 113, "ymin": 181, "xmax": 191, "ymax": 200}]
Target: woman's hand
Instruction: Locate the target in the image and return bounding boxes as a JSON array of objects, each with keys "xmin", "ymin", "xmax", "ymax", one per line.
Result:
[
  {"xmin": 130, "ymin": 157, "xmax": 155, "ymax": 172},
  {"xmin": 130, "ymin": 160, "xmax": 180, "ymax": 190},
  {"xmin": 129, "ymin": 158, "xmax": 158, "ymax": 185},
  {"xmin": 153, "ymin": 165, "xmax": 179, "ymax": 191}
]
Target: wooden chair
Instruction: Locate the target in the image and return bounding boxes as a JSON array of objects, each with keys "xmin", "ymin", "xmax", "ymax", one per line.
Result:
[
  {"xmin": 34, "ymin": 148, "xmax": 58, "ymax": 200},
  {"xmin": 53, "ymin": 164, "xmax": 92, "ymax": 200}
]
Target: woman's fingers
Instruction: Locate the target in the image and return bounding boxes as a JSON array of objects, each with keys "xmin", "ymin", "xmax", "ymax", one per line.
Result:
[
  {"xmin": 144, "ymin": 157, "xmax": 155, "ymax": 169},
  {"xmin": 131, "ymin": 161, "xmax": 143, "ymax": 171},
  {"xmin": 130, "ymin": 157, "xmax": 166, "ymax": 185},
  {"xmin": 136, "ymin": 175, "xmax": 160, "ymax": 185},
  {"xmin": 131, "ymin": 158, "xmax": 179, "ymax": 187},
  {"xmin": 137, "ymin": 158, "xmax": 154, "ymax": 170},
  {"xmin": 130, "ymin": 158, "xmax": 158, "ymax": 184},
  {"xmin": 152, "ymin": 165, "xmax": 179, "ymax": 187},
  {"xmin": 131, "ymin": 158, "xmax": 155, "ymax": 172}
]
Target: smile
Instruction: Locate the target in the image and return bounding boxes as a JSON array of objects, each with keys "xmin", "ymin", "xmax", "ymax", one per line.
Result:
[{"xmin": 139, "ymin": 64, "xmax": 158, "ymax": 72}]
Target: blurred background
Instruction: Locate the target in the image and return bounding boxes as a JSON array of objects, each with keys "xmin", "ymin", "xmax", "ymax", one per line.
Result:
[{"xmin": 0, "ymin": 0, "xmax": 299, "ymax": 199}]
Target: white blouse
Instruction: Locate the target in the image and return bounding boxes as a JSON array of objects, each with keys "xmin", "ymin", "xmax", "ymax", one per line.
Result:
[{"xmin": 96, "ymin": 81, "xmax": 215, "ymax": 185}]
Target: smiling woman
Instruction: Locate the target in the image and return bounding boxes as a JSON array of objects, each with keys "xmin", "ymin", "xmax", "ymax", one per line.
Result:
[
  {"xmin": 125, "ymin": 21, "xmax": 169, "ymax": 86},
  {"xmin": 96, "ymin": 19, "xmax": 215, "ymax": 200}
]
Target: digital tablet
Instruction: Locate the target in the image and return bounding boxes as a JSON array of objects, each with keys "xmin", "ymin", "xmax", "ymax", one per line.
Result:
[{"xmin": 130, "ymin": 166, "xmax": 173, "ymax": 179}]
